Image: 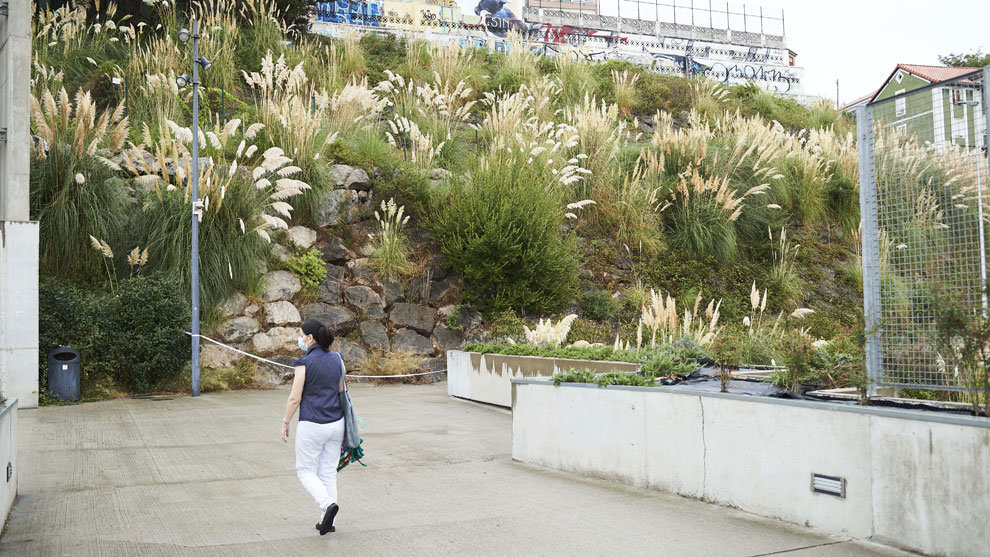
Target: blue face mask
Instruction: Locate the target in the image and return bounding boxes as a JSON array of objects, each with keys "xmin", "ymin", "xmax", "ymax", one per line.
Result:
[{"xmin": 298, "ymin": 337, "xmax": 308, "ymax": 352}]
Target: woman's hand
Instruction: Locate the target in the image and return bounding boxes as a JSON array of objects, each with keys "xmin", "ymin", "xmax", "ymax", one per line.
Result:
[{"xmin": 280, "ymin": 420, "xmax": 290, "ymax": 443}]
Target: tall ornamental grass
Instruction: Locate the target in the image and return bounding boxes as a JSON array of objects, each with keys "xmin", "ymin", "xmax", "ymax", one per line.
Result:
[{"xmin": 30, "ymin": 86, "xmax": 130, "ymax": 282}]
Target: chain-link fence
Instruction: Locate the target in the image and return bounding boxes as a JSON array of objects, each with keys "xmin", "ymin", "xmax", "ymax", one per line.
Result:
[{"xmin": 857, "ymin": 67, "xmax": 990, "ymax": 391}]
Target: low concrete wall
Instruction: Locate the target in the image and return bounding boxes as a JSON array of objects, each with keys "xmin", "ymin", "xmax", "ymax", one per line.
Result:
[
  {"xmin": 0, "ymin": 399, "xmax": 17, "ymax": 536},
  {"xmin": 447, "ymin": 351, "xmax": 638, "ymax": 407},
  {"xmin": 512, "ymin": 381, "xmax": 990, "ymax": 557}
]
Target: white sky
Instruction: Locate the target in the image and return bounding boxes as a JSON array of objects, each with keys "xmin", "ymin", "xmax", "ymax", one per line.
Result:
[{"xmin": 600, "ymin": 0, "xmax": 990, "ymax": 104}]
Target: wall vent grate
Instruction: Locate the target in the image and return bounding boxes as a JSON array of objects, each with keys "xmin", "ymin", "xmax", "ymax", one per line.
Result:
[{"xmin": 811, "ymin": 473, "xmax": 845, "ymax": 498}]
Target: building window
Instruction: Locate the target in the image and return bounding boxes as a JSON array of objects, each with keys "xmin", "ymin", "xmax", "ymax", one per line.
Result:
[
  {"xmin": 895, "ymin": 88, "xmax": 906, "ymax": 117},
  {"xmin": 895, "ymin": 71, "xmax": 903, "ymax": 83}
]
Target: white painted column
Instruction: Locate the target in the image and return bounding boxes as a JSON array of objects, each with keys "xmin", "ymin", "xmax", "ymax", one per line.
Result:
[
  {"xmin": 932, "ymin": 87, "xmax": 946, "ymax": 150},
  {"xmin": 0, "ymin": 0, "xmax": 38, "ymax": 408}
]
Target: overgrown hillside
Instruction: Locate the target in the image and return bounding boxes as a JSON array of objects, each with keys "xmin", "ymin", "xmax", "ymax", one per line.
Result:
[{"xmin": 32, "ymin": 0, "xmax": 865, "ymax": 398}]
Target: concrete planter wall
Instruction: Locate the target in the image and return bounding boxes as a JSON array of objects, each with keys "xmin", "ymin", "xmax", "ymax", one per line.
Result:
[
  {"xmin": 0, "ymin": 399, "xmax": 16, "ymax": 536},
  {"xmin": 447, "ymin": 350, "xmax": 638, "ymax": 407},
  {"xmin": 511, "ymin": 381, "xmax": 990, "ymax": 557}
]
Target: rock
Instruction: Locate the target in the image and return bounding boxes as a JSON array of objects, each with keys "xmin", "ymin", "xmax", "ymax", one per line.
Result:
[
  {"xmin": 321, "ymin": 237, "xmax": 353, "ymax": 262},
  {"xmin": 438, "ymin": 304, "xmax": 482, "ymax": 331},
  {"xmin": 347, "ymin": 258, "xmax": 376, "ymax": 283},
  {"xmin": 257, "ymin": 354, "xmax": 296, "ymax": 386},
  {"xmin": 264, "ymin": 301, "xmax": 301, "ymax": 325},
  {"xmin": 429, "ymin": 279, "xmax": 457, "ymax": 305},
  {"xmin": 431, "ymin": 168, "xmax": 453, "ymax": 181},
  {"xmin": 345, "ymin": 286, "xmax": 385, "ymax": 319},
  {"xmin": 219, "ymin": 316, "xmax": 261, "ymax": 344},
  {"xmin": 332, "ymin": 338, "xmax": 368, "ymax": 370},
  {"xmin": 133, "ymin": 174, "xmax": 162, "ymax": 194},
  {"xmin": 243, "ymin": 304, "xmax": 260, "ymax": 317},
  {"xmin": 200, "ymin": 344, "xmax": 243, "ymax": 369},
  {"xmin": 218, "ymin": 291, "xmax": 247, "ymax": 317},
  {"xmin": 330, "ymin": 164, "xmax": 371, "ymax": 190},
  {"xmin": 382, "ymin": 279, "xmax": 404, "ymax": 309},
  {"xmin": 360, "ymin": 320, "xmax": 390, "ymax": 351},
  {"xmin": 389, "ymin": 303, "xmax": 437, "ymax": 335},
  {"xmin": 358, "ymin": 243, "xmax": 376, "ymax": 257},
  {"xmin": 315, "ymin": 189, "xmax": 358, "ymax": 227},
  {"xmin": 251, "ymin": 327, "xmax": 298, "ymax": 354},
  {"xmin": 300, "ymin": 303, "xmax": 356, "ymax": 333},
  {"xmin": 418, "ymin": 356, "xmax": 447, "ymax": 382},
  {"xmin": 272, "ymin": 243, "xmax": 292, "ymax": 263},
  {"xmin": 116, "ymin": 148, "xmax": 159, "ymax": 173},
  {"xmin": 288, "ymin": 226, "xmax": 317, "ymax": 249},
  {"xmin": 426, "ymin": 255, "xmax": 450, "ymax": 281},
  {"xmin": 167, "ymin": 156, "xmax": 213, "ymax": 176},
  {"xmin": 318, "ymin": 274, "xmax": 343, "ymax": 305},
  {"xmin": 261, "ymin": 270, "xmax": 301, "ymax": 302},
  {"xmin": 393, "ymin": 328, "xmax": 436, "ymax": 356},
  {"xmin": 326, "ymin": 264, "xmax": 346, "ymax": 282},
  {"xmin": 433, "ymin": 325, "xmax": 464, "ymax": 353}
]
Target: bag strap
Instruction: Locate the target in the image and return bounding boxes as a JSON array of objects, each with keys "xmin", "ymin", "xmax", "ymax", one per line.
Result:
[{"xmin": 337, "ymin": 351, "xmax": 348, "ymax": 392}]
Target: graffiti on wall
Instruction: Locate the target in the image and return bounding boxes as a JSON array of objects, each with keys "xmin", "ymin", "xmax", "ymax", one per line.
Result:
[{"xmin": 310, "ymin": 12, "xmax": 803, "ymax": 94}]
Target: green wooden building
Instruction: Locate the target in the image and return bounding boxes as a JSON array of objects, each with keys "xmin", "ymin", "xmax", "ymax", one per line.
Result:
[{"xmin": 867, "ymin": 64, "xmax": 984, "ymax": 149}]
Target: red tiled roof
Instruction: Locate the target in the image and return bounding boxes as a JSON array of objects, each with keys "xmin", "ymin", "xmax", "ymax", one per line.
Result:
[
  {"xmin": 840, "ymin": 89, "xmax": 879, "ymax": 111},
  {"xmin": 896, "ymin": 64, "xmax": 980, "ymax": 83}
]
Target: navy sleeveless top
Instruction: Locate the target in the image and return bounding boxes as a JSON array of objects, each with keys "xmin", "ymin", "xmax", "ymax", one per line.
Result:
[{"xmin": 293, "ymin": 345, "xmax": 344, "ymax": 424}]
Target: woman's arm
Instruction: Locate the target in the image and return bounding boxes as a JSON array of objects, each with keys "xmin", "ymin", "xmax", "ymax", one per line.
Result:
[{"xmin": 281, "ymin": 365, "xmax": 306, "ymax": 443}]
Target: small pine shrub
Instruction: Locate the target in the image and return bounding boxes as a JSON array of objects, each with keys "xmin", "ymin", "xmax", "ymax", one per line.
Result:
[
  {"xmin": 640, "ymin": 348, "xmax": 699, "ymax": 378},
  {"xmin": 285, "ymin": 249, "xmax": 328, "ymax": 294},
  {"xmin": 579, "ymin": 290, "xmax": 621, "ymax": 322},
  {"xmin": 488, "ymin": 310, "xmax": 526, "ymax": 342},
  {"xmin": 432, "ymin": 152, "xmax": 579, "ymax": 314}
]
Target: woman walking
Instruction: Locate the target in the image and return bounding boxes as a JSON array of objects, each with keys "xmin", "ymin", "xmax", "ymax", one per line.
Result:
[{"xmin": 281, "ymin": 319, "xmax": 346, "ymax": 535}]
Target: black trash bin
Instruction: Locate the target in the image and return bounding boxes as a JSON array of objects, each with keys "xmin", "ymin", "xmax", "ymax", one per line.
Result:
[{"xmin": 47, "ymin": 347, "xmax": 81, "ymax": 402}]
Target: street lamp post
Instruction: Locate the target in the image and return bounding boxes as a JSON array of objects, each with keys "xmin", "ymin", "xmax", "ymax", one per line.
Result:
[{"xmin": 178, "ymin": 20, "xmax": 211, "ymax": 397}]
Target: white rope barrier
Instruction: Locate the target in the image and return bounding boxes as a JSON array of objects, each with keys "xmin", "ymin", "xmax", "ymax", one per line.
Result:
[{"xmin": 184, "ymin": 332, "xmax": 446, "ymax": 379}]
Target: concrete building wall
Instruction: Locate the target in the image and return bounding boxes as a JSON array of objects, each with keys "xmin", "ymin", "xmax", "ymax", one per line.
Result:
[
  {"xmin": 447, "ymin": 350, "xmax": 638, "ymax": 407},
  {"xmin": 0, "ymin": 0, "xmax": 37, "ymax": 408},
  {"xmin": 0, "ymin": 399, "xmax": 16, "ymax": 535},
  {"xmin": 511, "ymin": 380, "xmax": 990, "ymax": 556}
]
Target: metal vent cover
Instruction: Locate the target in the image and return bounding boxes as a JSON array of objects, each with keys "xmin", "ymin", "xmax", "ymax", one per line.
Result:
[{"xmin": 811, "ymin": 473, "xmax": 846, "ymax": 498}]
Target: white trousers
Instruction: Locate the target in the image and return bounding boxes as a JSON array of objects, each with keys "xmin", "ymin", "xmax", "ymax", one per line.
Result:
[{"xmin": 295, "ymin": 419, "xmax": 345, "ymax": 511}]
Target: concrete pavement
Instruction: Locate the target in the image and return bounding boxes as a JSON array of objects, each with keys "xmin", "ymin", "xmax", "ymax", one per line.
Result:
[{"xmin": 0, "ymin": 383, "xmax": 909, "ymax": 556}]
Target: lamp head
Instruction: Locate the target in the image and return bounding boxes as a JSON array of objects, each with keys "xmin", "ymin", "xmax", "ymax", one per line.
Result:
[
  {"xmin": 178, "ymin": 28, "xmax": 191, "ymax": 43},
  {"xmin": 197, "ymin": 56, "xmax": 212, "ymax": 70},
  {"xmin": 176, "ymin": 74, "xmax": 189, "ymax": 88}
]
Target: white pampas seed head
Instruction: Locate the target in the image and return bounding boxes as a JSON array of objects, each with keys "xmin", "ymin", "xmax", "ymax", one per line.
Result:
[{"xmin": 75, "ymin": 173, "xmax": 85, "ymax": 184}]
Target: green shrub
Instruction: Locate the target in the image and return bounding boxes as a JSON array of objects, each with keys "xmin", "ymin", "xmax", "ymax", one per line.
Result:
[
  {"xmin": 488, "ymin": 310, "xmax": 526, "ymax": 341},
  {"xmin": 285, "ymin": 248, "xmax": 328, "ymax": 294},
  {"xmin": 99, "ymin": 273, "xmax": 190, "ymax": 393},
  {"xmin": 432, "ymin": 152, "xmax": 579, "ymax": 313},
  {"xmin": 463, "ymin": 342, "xmax": 639, "ymax": 363},
  {"xmin": 552, "ymin": 368, "xmax": 654, "ymax": 387},
  {"xmin": 579, "ymin": 290, "xmax": 621, "ymax": 322},
  {"xmin": 640, "ymin": 348, "xmax": 698, "ymax": 378},
  {"xmin": 38, "ymin": 279, "xmax": 96, "ymax": 394}
]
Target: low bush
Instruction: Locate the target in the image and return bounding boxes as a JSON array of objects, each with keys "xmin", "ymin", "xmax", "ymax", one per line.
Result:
[
  {"xmin": 552, "ymin": 368, "xmax": 654, "ymax": 387},
  {"xmin": 640, "ymin": 349, "xmax": 698, "ymax": 378},
  {"xmin": 285, "ymin": 249, "xmax": 328, "ymax": 295},
  {"xmin": 38, "ymin": 280, "xmax": 97, "ymax": 395},
  {"xmin": 462, "ymin": 342, "xmax": 639, "ymax": 363},
  {"xmin": 359, "ymin": 350, "xmax": 426, "ymax": 384},
  {"xmin": 201, "ymin": 360, "xmax": 259, "ymax": 392},
  {"xmin": 579, "ymin": 289, "xmax": 621, "ymax": 322},
  {"xmin": 487, "ymin": 310, "xmax": 526, "ymax": 342},
  {"xmin": 431, "ymin": 151, "xmax": 580, "ymax": 314},
  {"xmin": 99, "ymin": 273, "xmax": 190, "ymax": 393}
]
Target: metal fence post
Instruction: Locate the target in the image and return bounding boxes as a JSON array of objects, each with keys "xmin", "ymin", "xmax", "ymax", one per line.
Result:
[{"xmin": 856, "ymin": 105, "xmax": 882, "ymax": 396}]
